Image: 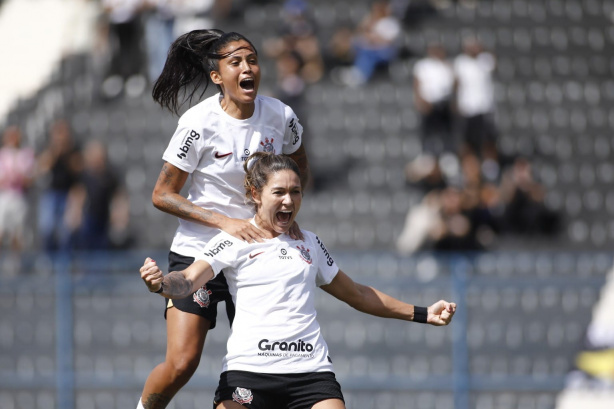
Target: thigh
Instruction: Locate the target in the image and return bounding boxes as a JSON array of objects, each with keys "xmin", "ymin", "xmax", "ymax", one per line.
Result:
[
  {"xmin": 311, "ymin": 399, "xmax": 345, "ymax": 409},
  {"xmin": 165, "ymin": 306, "xmax": 210, "ymax": 360},
  {"xmin": 216, "ymin": 401, "xmax": 245, "ymax": 409}
]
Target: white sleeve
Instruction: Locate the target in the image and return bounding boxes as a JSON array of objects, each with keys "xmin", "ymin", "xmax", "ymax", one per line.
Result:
[
  {"xmin": 478, "ymin": 52, "xmax": 496, "ymax": 72},
  {"xmin": 195, "ymin": 235, "xmax": 241, "ymax": 277},
  {"xmin": 162, "ymin": 120, "xmax": 206, "ymax": 173},
  {"xmin": 282, "ymin": 105, "xmax": 303, "ymax": 155},
  {"xmin": 312, "ymin": 234, "xmax": 339, "ymax": 287}
]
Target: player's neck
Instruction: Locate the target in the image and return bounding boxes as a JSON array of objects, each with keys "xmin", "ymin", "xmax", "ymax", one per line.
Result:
[
  {"xmin": 253, "ymin": 216, "xmax": 282, "ymax": 239},
  {"xmin": 219, "ymin": 97, "xmax": 255, "ymax": 120}
]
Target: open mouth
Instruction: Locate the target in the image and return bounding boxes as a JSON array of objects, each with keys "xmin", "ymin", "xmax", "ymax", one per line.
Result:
[
  {"xmin": 276, "ymin": 210, "xmax": 292, "ymax": 224},
  {"xmin": 240, "ymin": 78, "xmax": 255, "ymax": 91}
]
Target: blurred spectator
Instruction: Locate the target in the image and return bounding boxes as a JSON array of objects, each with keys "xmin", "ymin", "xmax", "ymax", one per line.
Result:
[
  {"xmin": 453, "ymin": 37, "xmax": 497, "ymax": 157},
  {"xmin": 398, "ymin": 0, "xmax": 439, "ymax": 28},
  {"xmin": 142, "ymin": 0, "xmax": 177, "ymax": 83},
  {"xmin": 263, "ymin": 0, "xmax": 325, "ymax": 84},
  {"xmin": 396, "ymin": 185, "xmax": 485, "ymax": 254},
  {"xmin": 413, "ymin": 42, "xmax": 455, "ymax": 155},
  {"xmin": 274, "ymin": 51, "xmax": 307, "ymax": 118},
  {"xmin": 335, "ymin": 0, "xmax": 402, "ymax": 86},
  {"xmin": 64, "ymin": 140, "xmax": 130, "ymax": 250},
  {"xmin": 36, "ymin": 119, "xmax": 82, "ymax": 252},
  {"xmin": 100, "ymin": 0, "xmax": 147, "ymax": 98},
  {"xmin": 404, "ymin": 154, "xmax": 447, "ymax": 192},
  {"xmin": 326, "ymin": 25, "xmax": 356, "ymax": 70},
  {"xmin": 396, "ymin": 190, "xmax": 441, "ymax": 254},
  {"xmin": 432, "ymin": 186, "xmax": 484, "ymax": 252},
  {"xmin": 0, "ymin": 126, "xmax": 35, "ymax": 251},
  {"xmin": 500, "ymin": 157, "xmax": 560, "ymax": 236}
]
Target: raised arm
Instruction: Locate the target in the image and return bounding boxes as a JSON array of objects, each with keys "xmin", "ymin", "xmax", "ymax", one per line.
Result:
[
  {"xmin": 139, "ymin": 257, "xmax": 214, "ymax": 299},
  {"xmin": 321, "ymin": 270, "xmax": 456, "ymax": 326},
  {"xmin": 152, "ymin": 161, "xmax": 264, "ymax": 242}
]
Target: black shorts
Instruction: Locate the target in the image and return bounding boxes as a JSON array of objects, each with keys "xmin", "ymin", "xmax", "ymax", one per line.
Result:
[
  {"xmin": 164, "ymin": 251, "xmax": 235, "ymax": 329},
  {"xmin": 213, "ymin": 370, "xmax": 344, "ymax": 409}
]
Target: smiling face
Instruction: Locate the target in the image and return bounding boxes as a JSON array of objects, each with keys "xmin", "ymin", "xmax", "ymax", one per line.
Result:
[
  {"xmin": 210, "ymin": 40, "xmax": 261, "ymax": 118},
  {"xmin": 253, "ymin": 169, "xmax": 302, "ymax": 237}
]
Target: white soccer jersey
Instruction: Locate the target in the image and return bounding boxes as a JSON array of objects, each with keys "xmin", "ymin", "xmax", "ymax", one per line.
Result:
[
  {"xmin": 196, "ymin": 224, "xmax": 339, "ymax": 374},
  {"xmin": 162, "ymin": 93, "xmax": 303, "ymax": 257}
]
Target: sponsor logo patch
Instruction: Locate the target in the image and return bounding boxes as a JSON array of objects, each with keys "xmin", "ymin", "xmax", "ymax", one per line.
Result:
[
  {"xmin": 193, "ymin": 285, "xmax": 212, "ymax": 308},
  {"xmin": 232, "ymin": 387, "xmax": 254, "ymax": 405},
  {"xmin": 297, "ymin": 245, "xmax": 312, "ymax": 264},
  {"xmin": 260, "ymin": 137, "xmax": 275, "ymax": 153},
  {"xmin": 241, "ymin": 149, "xmax": 250, "ymax": 161},
  {"xmin": 279, "ymin": 248, "xmax": 292, "ymax": 260}
]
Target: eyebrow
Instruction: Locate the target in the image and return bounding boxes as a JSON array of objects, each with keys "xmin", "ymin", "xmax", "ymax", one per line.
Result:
[{"xmin": 222, "ymin": 46, "xmax": 257, "ymax": 60}]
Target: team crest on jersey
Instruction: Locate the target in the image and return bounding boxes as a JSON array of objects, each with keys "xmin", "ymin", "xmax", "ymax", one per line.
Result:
[
  {"xmin": 232, "ymin": 387, "xmax": 254, "ymax": 404},
  {"xmin": 260, "ymin": 137, "xmax": 275, "ymax": 153},
  {"xmin": 297, "ymin": 245, "xmax": 312, "ymax": 264},
  {"xmin": 193, "ymin": 285, "xmax": 213, "ymax": 308}
]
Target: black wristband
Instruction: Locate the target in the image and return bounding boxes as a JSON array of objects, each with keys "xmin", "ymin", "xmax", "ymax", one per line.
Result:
[
  {"xmin": 413, "ymin": 306, "xmax": 428, "ymax": 323},
  {"xmin": 153, "ymin": 283, "xmax": 164, "ymax": 294}
]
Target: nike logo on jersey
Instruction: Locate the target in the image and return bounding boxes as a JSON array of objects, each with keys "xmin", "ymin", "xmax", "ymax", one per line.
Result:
[
  {"xmin": 215, "ymin": 151, "xmax": 233, "ymax": 159},
  {"xmin": 249, "ymin": 251, "xmax": 264, "ymax": 259}
]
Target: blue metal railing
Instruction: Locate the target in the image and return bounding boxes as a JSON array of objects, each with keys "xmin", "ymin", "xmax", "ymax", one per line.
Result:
[{"xmin": 0, "ymin": 250, "xmax": 610, "ymax": 409}]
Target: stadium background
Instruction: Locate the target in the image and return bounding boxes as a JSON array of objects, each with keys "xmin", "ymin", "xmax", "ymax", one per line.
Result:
[{"xmin": 1, "ymin": 0, "xmax": 614, "ymax": 408}]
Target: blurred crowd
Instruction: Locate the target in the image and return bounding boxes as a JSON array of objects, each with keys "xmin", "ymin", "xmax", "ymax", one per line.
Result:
[
  {"xmin": 0, "ymin": 0, "xmax": 561, "ymax": 254},
  {"xmin": 0, "ymin": 120, "xmax": 131, "ymax": 254},
  {"xmin": 396, "ymin": 36, "xmax": 560, "ymax": 254},
  {"xmin": 93, "ymin": 0, "xmax": 245, "ymax": 99}
]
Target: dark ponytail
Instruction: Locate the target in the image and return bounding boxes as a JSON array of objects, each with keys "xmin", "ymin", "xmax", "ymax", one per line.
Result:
[{"xmin": 152, "ymin": 29, "xmax": 258, "ymax": 115}]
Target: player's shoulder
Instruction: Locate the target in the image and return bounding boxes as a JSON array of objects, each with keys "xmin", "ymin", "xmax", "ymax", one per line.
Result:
[
  {"xmin": 202, "ymin": 231, "xmax": 246, "ymax": 257},
  {"xmin": 301, "ymin": 230, "xmax": 328, "ymax": 249},
  {"xmin": 257, "ymin": 94, "xmax": 286, "ymax": 108},
  {"xmin": 258, "ymin": 95, "xmax": 295, "ymax": 117},
  {"xmin": 178, "ymin": 95, "xmax": 219, "ymax": 126}
]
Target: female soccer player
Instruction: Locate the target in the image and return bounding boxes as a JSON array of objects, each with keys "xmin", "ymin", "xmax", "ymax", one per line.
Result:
[
  {"xmin": 140, "ymin": 153, "xmax": 456, "ymax": 409},
  {"xmin": 139, "ymin": 29, "xmax": 309, "ymax": 409}
]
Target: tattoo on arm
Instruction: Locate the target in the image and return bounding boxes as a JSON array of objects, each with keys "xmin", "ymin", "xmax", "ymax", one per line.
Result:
[
  {"xmin": 154, "ymin": 163, "xmax": 219, "ymax": 226},
  {"xmin": 142, "ymin": 393, "xmax": 171, "ymax": 409},
  {"xmin": 159, "ymin": 192, "xmax": 215, "ymax": 222},
  {"xmin": 158, "ymin": 163, "xmax": 175, "ymax": 187},
  {"xmin": 162, "ymin": 271, "xmax": 194, "ymax": 298}
]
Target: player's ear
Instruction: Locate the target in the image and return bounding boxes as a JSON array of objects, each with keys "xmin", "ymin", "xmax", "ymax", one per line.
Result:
[
  {"xmin": 251, "ymin": 187, "xmax": 262, "ymax": 206},
  {"xmin": 210, "ymin": 70, "xmax": 222, "ymax": 85}
]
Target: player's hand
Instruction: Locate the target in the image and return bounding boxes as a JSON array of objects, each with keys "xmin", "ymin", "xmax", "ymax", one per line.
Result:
[
  {"xmin": 140, "ymin": 257, "xmax": 164, "ymax": 293},
  {"xmin": 287, "ymin": 221, "xmax": 304, "ymax": 240},
  {"xmin": 427, "ymin": 300, "xmax": 456, "ymax": 326},
  {"xmin": 221, "ymin": 218, "xmax": 265, "ymax": 243}
]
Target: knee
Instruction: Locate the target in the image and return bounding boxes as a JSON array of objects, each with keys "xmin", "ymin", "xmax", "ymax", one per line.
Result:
[{"xmin": 167, "ymin": 352, "xmax": 200, "ymax": 382}]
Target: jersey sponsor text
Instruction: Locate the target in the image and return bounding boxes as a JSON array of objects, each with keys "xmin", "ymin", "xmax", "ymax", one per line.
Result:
[
  {"xmin": 316, "ymin": 236, "xmax": 334, "ymax": 266},
  {"xmin": 177, "ymin": 130, "xmax": 200, "ymax": 159},
  {"xmin": 289, "ymin": 117, "xmax": 300, "ymax": 145},
  {"xmin": 203, "ymin": 239, "xmax": 233, "ymax": 257},
  {"xmin": 258, "ymin": 338, "xmax": 314, "ymax": 352}
]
